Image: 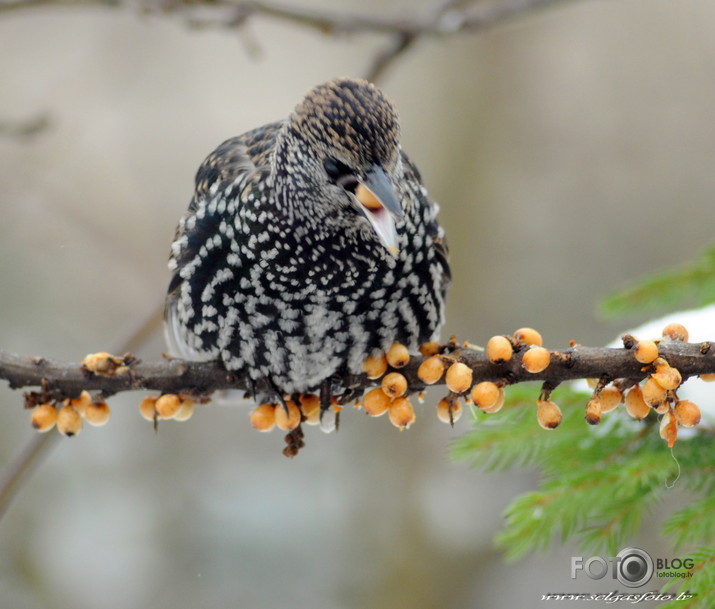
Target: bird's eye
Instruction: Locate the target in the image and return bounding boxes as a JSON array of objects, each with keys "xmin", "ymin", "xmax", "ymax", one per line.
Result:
[{"xmin": 324, "ymin": 158, "xmax": 359, "ymax": 193}]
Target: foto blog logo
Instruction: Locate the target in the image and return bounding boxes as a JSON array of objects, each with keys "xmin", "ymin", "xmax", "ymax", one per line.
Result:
[{"xmin": 571, "ymin": 547, "xmax": 654, "ymax": 588}]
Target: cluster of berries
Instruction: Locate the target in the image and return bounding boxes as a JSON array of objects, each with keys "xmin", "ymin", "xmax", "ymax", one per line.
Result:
[
  {"xmin": 30, "ymin": 390, "xmax": 110, "ymax": 436},
  {"xmin": 616, "ymin": 323, "xmax": 701, "ymax": 447},
  {"xmin": 139, "ymin": 394, "xmax": 194, "ymax": 423},
  {"xmin": 30, "ymin": 323, "xmax": 709, "ymax": 453}
]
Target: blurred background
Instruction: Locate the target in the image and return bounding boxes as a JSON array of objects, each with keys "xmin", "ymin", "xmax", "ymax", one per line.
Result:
[{"xmin": 2, "ymin": 0, "xmax": 715, "ymax": 607}]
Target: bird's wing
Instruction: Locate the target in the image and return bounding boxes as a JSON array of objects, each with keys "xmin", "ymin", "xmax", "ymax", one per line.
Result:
[
  {"xmin": 401, "ymin": 150, "xmax": 451, "ymax": 299},
  {"xmin": 164, "ymin": 121, "xmax": 282, "ymax": 359}
]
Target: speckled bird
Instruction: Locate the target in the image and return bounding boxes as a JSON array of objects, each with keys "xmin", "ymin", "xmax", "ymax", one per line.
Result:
[{"xmin": 165, "ymin": 77, "xmax": 450, "ymax": 404}]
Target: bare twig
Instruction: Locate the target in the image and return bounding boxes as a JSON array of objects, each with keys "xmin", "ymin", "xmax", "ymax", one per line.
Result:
[{"xmin": 0, "ymin": 0, "xmax": 569, "ymax": 35}]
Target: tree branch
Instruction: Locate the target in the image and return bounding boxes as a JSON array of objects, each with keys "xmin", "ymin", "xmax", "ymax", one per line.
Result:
[
  {"xmin": 3, "ymin": 340, "xmax": 715, "ymax": 404},
  {"xmin": 0, "ymin": 0, "xmax": 570, "ymax": 34}
]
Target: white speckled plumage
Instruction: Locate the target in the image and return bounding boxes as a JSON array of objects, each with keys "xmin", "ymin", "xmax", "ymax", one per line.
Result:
[{"xmin": 165, "ymin": 78, "xmax": 450, "ymax": 398}]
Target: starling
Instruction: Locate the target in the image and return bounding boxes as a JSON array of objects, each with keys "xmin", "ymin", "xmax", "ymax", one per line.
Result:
[{"xmin": 165, "ymin": 77, "xmax": 450, "ymax": 405}]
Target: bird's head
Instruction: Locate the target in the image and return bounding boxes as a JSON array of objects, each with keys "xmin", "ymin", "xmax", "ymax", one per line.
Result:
[{"xmin": 273, "ymin": 77, "xmax": 404, "ymax": 256}]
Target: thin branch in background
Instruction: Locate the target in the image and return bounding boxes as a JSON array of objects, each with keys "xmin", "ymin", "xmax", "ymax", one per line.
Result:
[
  {"xmin": 0, "ymin": 0, "xmax": 571, "ymax": 82},
  {"xmin": 0, "ymin": 113, "xmax": 51, "ymax": 137}
]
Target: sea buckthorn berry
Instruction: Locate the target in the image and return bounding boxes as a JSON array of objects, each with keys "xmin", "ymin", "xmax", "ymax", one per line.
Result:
[
  {"xmin": 139, "ymin": 395, "xmax": 158, "ymax": 421},
  {"xmin": 642, "ymin": 377, "xmax": 667, "ymax": 409},
  {"xmin": 521, "ymin": 346, "xmax": 550, "ymax": 374},
  {"xmin": 362, "ymin": 387, "xmax": 391, "ymax": 417},
  {"xmin": 625, "ymin": 386, "xmax": 650, "ymax": 419},
  {"xmin": 536, "ymin": 399, "xmax": 562, "ymax": 430},
  {"xmin": 419, "ymin": 341, "xmax": 442, "ymax": 357},
  {"xmin": 298, "ymin": 394, "xmax": 320, "ymax": 418},
  {"xmin": 650, "ymin": 360, "xmax": 682, "ymax": 390},
  {"xmin": 386, "ymin": 343, "xmax": 410, "ymax": 368},
  {"xmin": 662, "ymin": 323, "xmax": 689, "ymax": 342},
  {"xmin": 436, "ymin": 398, "xmax": 462, "ymax": 424},
  {"xmin": 174, "ymin": 398, "xmax": 194, "ymax": 422},
  {"xmin": 674, "ymin": 400, "xmax": 701, "ymax": 427},
  {"xmin": 470, "ymin": 381, "xmax": 504, "ymax": 413},
  {"xmin": 513, "ymin": 327, "xmax": 543, "ymax": 347},
  {"xmin": 274, "ymin": 400, "xmax": 301, "ymax": 431},
  {"xmin": 659, "ymin": 410, "xmax": 678, "ymax": 447},
  {"xmin": 700, "ymin": 373, "xmax": 715, "ymax": 382},
  {"xmin": 382, "ymin": 372, "xmax": 408, "ymax": 398},
  {"xmin": 57, "ymin": 404, "xmax": 83, "ymax": 437},
  {"xmin": 584, "ymin": 398, "xmax": 602, "ymax": 425},
  {"xmin": 445, "ymin": 362, "xmax": 473, "ymax": 393},
  {"xmin": 417, "ymin": 356, "xmax": 445, "ymax": 385},
  {"xmin": 363, "ymin": 352, "xmax": 388, "ymax": 379},
  {"xmin": 388, "ymin": 397, "xmax": 415, "ymax": 430},
  {"xmin": 70, "ymin": 390, "xmax": 92, "ymax": 417},
  {"xmin": 250, "ymin": 403, "xmax": 276, "ymax": 432},
  {"xmin": 486, "ymin": 335, "xmax": 513, "ymax": 364},
  {"xmin": 304, "ymin": 405, "xmax": 321, "ymax": 426},
  {"xmin": 80, "ymin": 352, "xmax": 128, "ymax": 376},
  {"xmin": 633, "ymin": 340, "xmax": 659, "ymax": 364},
  {"xmin": 598, "ymin": 386, "xmax": 623, "ymax": 413},
  {"xmin": 85, "ymin": 401, "xmax": 111, "ymax": 426},
  {"xmin": 586, "ymin": 378, "xmax": 599, "ymax": 389},
  {"xmin": 31, "ymin": 403, "xmax": 57, "ymax": 432},
  {"xmin": 155, "ymin": 394, "xmax": 182, "ymax": 419}
]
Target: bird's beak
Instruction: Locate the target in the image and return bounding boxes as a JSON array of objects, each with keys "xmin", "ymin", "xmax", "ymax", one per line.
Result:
[{"xmin": 354, "ymin": 166, "xmax": 402, "ymax": 256}]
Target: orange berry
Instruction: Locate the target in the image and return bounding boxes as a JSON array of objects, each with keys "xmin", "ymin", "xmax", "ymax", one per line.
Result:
[
  {"xmin": 56, "ymin": 404, "xmax": 83, "ymax": 437},
  {"xmin": 418, "ymin": 341, "xmax": 441, "ymax": 357},
  {"xmin": 363, "ymin": 352, "xmax": 388, "ymax": 379},
  {"xmin": 470, "ymin": 381, "xmax": 504, "ymax": 413},
  {"xmin": 362, "ymin": 387, "xmax": 391, "ymax": 417},
  {"xmin": 388, "ymin": 397, "xmax": 415, "ymax": 429},
  {"xmin": 659, "ymin": 410, "xmax": 678, "ymax": 447},
  {"xmin": 436, "ymin": 398, "xmax": 462, "ymax": 424},
  {"xmin": 633, "ymin": 340, "xmax": 659, "ymax": 364},
  {"xmin": 642, "ymin": 377, "xmax": 667, "ymax": 409},
  {"xmin": 513, "ymin": 327, "xmax": 543, "ymax": 347},
  {"xmin": 625, "ymin": 386, "xmax": 650, "ymax": 419},
  {"xmin": 80, "ymin": 352, "xmax": 127, "ymax": 376},
  {"xmin": 139, "ymin": 395, "xmax": 158, "ymax": 421},
  {"xmin": 304, "ymin": 405, "xmax": 321, "ymax": 426},
  {"xmin": 662, "ymin": 323, "xmax": 689, "ymax": 342},
  {"xmin": 155, "ymin": 394, "xmax": 182, "ymax": 419},
  {"xmin": 417, "ymin": 356, "xmax": 445, "ymax": 385},
  {"xmin": 521, "ymin": 346, "xmax": 550, "ymax": 374},
  {"xmin": 651, "ymin": 361, "xmax": 682, "ymax": 391},
  {"xmin": 274, "ymin": 400, "xmax": 301, "ymax": 431},
  {"xmin": 85, "ymin": 401, "xmax": 111, "ymax": 426},
  {"xmin": 298, "ymin": 394, "xmax": 320, "ymax": 418},
  {"xmin": 486, "ymin": 335, "xmax": 513, "ymax": 364},
  {"xmin": 585, "ymin": 398, "xmax": 602, "ymax": 425},
  {"xmin": 70, "ymin": 390, "xmax": 92, "ymax": 417},
  {"xmin": 30, "ymin": 403, "xmax": 57, "ymax": 432},
  {"xmin": 536, "ymin": 399, "xmax": 562, "ymax": 429},
  {"xmin": 445, "ymin": 362, "xmax": 472, "ymax": 393},
  {"xmin": 673, "ymin": 400, "xmax": 701, "ymax": 427},
  {"xmin": 386, "ymin": 343, "xmax": 410, "ymax": 368},
  {"xmin": 250, "ymin": 403, "xmax": 276, "ymax": 432},
  {"xmin": 700, "ymin": 373, "xmax": 715, "ymax": 382},
  {"xmin": 382, "ymin": 372, "xmax": 408, "ymax": 398},
  {"xmin": 598, "ymin": 386, "xmax": 623, "ymax": 413},
  {"xmin": 174, "ymin": 398, "xmax": 194, "ymax": 422}
]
